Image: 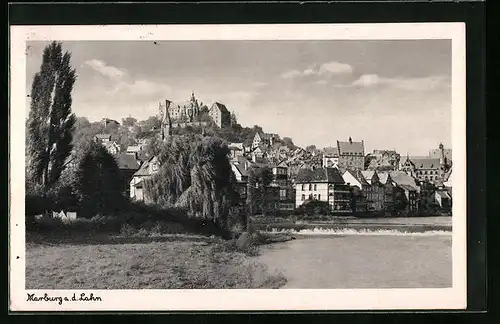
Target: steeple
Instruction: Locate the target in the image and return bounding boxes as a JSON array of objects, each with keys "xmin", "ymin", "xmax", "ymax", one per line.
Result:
[
  {"xmin": 190, "ymin": 91, "xmax": 196, "ymax": 102},
  {"xmin": 349, "ymin": 136, "xmax": 352, "ymax": 144}
]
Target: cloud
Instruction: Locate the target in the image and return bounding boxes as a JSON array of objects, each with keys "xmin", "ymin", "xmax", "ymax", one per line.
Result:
[
  {"xmin": 281, "ymin": 61, "xmax": 353, "ymax": 80},
  {"xmin": 351, "ymin": 74, "xmax": 450, "ymax": 91},
  {"xmin": 352, "ymin": 74, "xmax": 381, "ymax": 87},
  {"xmin": 83, "ymin": 59, "xmax": 128, "ymax": 80},
  {"xmin": 281, "ymin": 70, "xmax": 302, "ymax": 79},
  {"xmin": 318, "ymin": 61, "xmax": 353, "ymax": 76}
]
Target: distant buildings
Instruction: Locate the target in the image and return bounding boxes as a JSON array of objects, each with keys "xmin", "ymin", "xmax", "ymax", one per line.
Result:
[
  {"xmin": 102, "ymin": 118, "xmax": 120, "ymax": 128},
  {"xmin": 158, "ymin": 92, "xmax": 231, "ymax": 129},
  {"xmin": 366, "ymin": 150, "xmax": 401, "ymax": 171},
  {"xmin": 104, "ymin": 141, "xmax": 121, "ymax": 155},
  {"xmin": 400, "ymin": 144, "xmax": 452, "ymax": 185},
  {"xmin": 252, "ymin": 132, "xmax": 280, "ymax": 149},
  {"xmin": 337, "ymin": 137, "xmax": 365, "ymax": 172},
  {"xmin": 322, "ymin": 147, "xmax": 339, "ymax": 168},
  {"xmin": 94, "ymin": 133, "xmax": 112, "ymax": 144}
]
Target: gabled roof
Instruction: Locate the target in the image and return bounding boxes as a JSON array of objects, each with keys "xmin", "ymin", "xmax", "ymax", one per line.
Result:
[
  {"xmin": 295, "ymin": 167, "xmax": 345, "ymax": 184},
  {"xmin": 323, "ymin": 146, "xmax": 339, "ymax": 156},
  {"xmin": 133, "ymin": 156, "xmax": 158, "ymax": 177},
  {"xmin": 376, "ymin": 171, "xmax": 392, "ymax": 185},
  {"xmin": 231, "ymin": 162, "xmax": 250, "ymax": 178},
  {"xmin": 337, "ymin": 140, "xmax": 364, "ymax": 155},
  {"xmin": 115, "ymin": 153, "xmax": 141, "ymax": 170},
  {"xmin": 389, "ymin": 171, "xmax": 419, "ymax": 190},
  {"xmin": 344, "ymin": 169, "xmax": 369, "ymax": 186},
  {"xmin": 228, "ymin": 142, "xmax": 244, "ymax": 150},
  {"xmin": 361, "ymin": 170, "xmax": 376, "ymax": 182},
  {"xmin": 410, "ymin": 157, "xmax": 441, "ymax": 169}
]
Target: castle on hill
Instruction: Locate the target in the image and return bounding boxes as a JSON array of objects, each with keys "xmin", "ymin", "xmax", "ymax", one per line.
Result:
[{"xmin": 158, "ymin": 92, "xmax": 231, "ymax": 129}]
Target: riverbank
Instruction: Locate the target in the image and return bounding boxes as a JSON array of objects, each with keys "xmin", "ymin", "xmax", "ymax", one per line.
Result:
[
  {"xmin": 25, "ymin": 235, "xmax": 287, "ymax": 289},
  {"xmin": 257, "ymin": 234, "xmax": 452, "ymax": 289}
]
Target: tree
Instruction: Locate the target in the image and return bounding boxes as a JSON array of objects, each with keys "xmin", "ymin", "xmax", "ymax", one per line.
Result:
[
  {"xmin": 72, "ymin": 140, "xmax": 125, "ymax": 217},
  {"xmin": 230, "ymin": 112, "xmax": 238, "ymax": 126},
  {"xmin": 282, "ymin": 137, "xmax": 296, "ymax": 150},
  {"xmin": 143, "ymin": 134, "xmax": 238, "ymax": 230},
  {"xmin": 246, "ymin": 165, "xmax": 273, "ymax": 229},
  {"xmin": 305, "ymin": 145, "xmax": 317, "ymax": 153},
  {"xmin": 139, "ymin": 116, "xmax": 162, "ymax": 131},
  {"xmin": 26, "ymin": 41, "xmax": 77, "ymax": 188},
  {"xmin": 121, "ymin": 116, "xmax": 137, "ymax": 127}
]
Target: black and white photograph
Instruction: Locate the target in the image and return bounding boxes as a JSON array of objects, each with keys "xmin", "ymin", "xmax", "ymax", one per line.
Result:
[{"xmin": 10, "ymin": 23, "xmax": 467, "ymax": 311}]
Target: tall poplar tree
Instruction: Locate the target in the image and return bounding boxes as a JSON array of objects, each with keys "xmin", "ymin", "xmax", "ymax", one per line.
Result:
[{"xmin": 27, "ymin": 41, "xmax": 76, "ymax": 189}]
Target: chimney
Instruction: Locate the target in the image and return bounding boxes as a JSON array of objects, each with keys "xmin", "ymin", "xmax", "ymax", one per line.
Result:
[{"xmin": 349, "ymin": 137, "xmax": 352, "ymax": 144}]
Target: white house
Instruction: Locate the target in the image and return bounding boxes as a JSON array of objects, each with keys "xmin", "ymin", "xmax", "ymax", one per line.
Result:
[
  {"xmin": 129, "ymin": 156, "xmax": 160, "ymax": 202},
  {"xmin": 294, "ymin": 167, "xmax": 351, "ymax": 213}
]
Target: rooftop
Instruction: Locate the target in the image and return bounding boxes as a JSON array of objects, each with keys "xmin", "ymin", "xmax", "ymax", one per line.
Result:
[
  {"xmin": 409, "ymin": 157, "xmax": 441, "ymax": 169},
  {"xmin": 295, "ymin": 167, "xmax": 345, "ymax": 184},
  {"xmin": 115, "ymin": 153, "xmax": 141, "ymax": 170},
  {"xmin": 337, "ymin": 139, "xmax": 364, "ymax": 155}
]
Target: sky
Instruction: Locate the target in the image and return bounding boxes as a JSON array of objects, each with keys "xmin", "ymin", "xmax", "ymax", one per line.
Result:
[{"xmin": 25, "ymin": 40, "xmax": 452, "ymax": 156}]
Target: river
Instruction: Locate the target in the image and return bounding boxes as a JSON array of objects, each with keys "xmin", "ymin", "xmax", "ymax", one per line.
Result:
[{"xmin": 257, "ymin": 234, "xmax": 452, "ymax": 289}]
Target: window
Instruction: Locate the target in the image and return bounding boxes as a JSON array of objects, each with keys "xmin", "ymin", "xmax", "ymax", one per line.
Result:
[
  {"xmin": 318, "ymin": 194, "xmax": 321, "ymax": 200},
  {"xmin": 309, "ymin": 184, "xmax": 312, "ymax": 190},
  {"xmin": 309, "ymin": 194, "xmax": 313, "ymax": 200},
  {"xmin": 301, "ymin": 194, "xmax": 305, "ymax": 201},
  {"xmin": 313, "ymin": 184, "xmax": 317, "ymax": 191},
  {"xmin": 313, "ymin": 194, "xmax": 317, "ymax": 199},
  {"xmin": 301, "ymin": 184, "xmax": 305, "ymax": 191}
]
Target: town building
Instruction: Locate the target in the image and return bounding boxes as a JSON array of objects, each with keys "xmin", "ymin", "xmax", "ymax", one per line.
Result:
[
  {"xmin": 322, "ymin": 147, "xmax": 339, "ymax": 168},
  {"xmin": 366, "ymin": 150, "xmax": 401, "ymax": 171},
  {"xmin": 105, "ymin": 141, "xmax": 121, "ymax": 155},
  {"xmin": 294, "ymin": 167, "xmax": 352, "ymax": 214},
  {"xmin": 94, "ymin": 133, "xmax": 112, "ymax": 144},
  {"xmin": 115, "ymin": 153, "xmax": 142, "ymax": 198},
  {"xmin": 360, "ymin": 171, "xmax": 385, "ymax": 213},
  {"xmin": 342, "ymin": 169, "xmax": 369, "ymax": 213},
  {"xmin": 434, "ymin": 190, "xmax": 452, "ymax": 210},
  {"xmin": 400, "ymin": 143, "xmax": 452, "ymax": 185},
  {"xmin": 252, "ymin": 132, "xmax": 280, "ymax": 149},
  {"xmin": 129, "ymin": 156, "xmax": 160, "ymax": 202},
  {"xmin": 102, "ymin": 118, "xmax": 120, "ymax": 128},
  {"xmin": 337, "ymin": 137, "xmax": 365, "ymax": 172},
  {"xmin": 126, "ymin": 145, "xmax": 143, "ymax": 155},
  {"xmin": 209, "ymin": 102, "xmax": 231, "ymax": 128},
  {"xmin": 228, "ymin": 142, "xmax": 244, "ymax": 160},
  {"xmin": 400, "ymin": 155, "xmax": 443, "ymax": 184},
  {"xmin": 387, "ymin": 171, "xmax": 420, "ymax": 215},
  {"xmin": 429, "ymin": 144, "xmax": 452, "ymax": 163},
  {"xmin": 160, "ymin": 92, "xmax": 202, "ymax": 123}
]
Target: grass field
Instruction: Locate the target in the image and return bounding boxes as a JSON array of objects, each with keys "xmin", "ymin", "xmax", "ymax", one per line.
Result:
[{"xmin": 25, "ymin": 238, "xmax": 287, "ymax": 289}]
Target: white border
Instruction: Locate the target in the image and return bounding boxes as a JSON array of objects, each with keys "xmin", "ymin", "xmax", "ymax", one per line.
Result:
[{"xmin": 9, "ymin": 23, "xmax": 467, "ymax": 311}]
